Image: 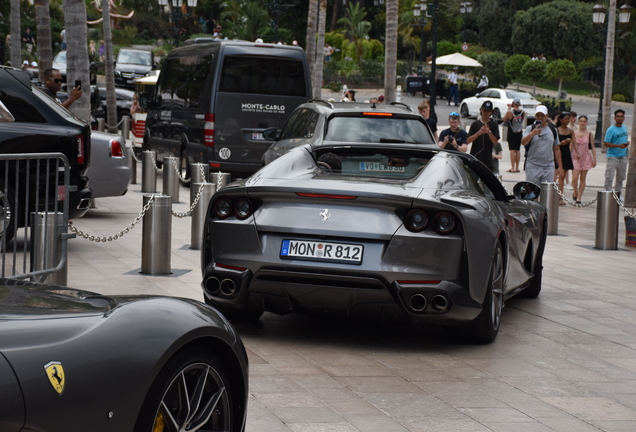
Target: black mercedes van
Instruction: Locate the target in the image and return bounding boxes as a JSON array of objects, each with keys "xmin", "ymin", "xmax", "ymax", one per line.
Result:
[{"xmin": 142, "ymin": 39, "xmax": 311, "ymax": 178}]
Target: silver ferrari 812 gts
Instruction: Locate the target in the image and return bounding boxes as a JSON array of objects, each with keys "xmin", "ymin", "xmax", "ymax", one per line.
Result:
[{"xmin": 201, "ymin": 142, "xmax": 547, "ymax": 342}]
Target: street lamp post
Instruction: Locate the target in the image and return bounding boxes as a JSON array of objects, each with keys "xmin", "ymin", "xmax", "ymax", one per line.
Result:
[
  {"xmin": 459, "ymin": 2, "xmax": 473, "ymax": 43},
  {"xmin": 158, "ymin": 0, "xmax": 198, "ymax": 47},
  {"xmin": 266, "ymin": 0, "xmax": 294, "ymax": 43},
  {"xmin": 592, "ymin": 2, "xmax": 632, "ymax": 148},
  {"xmin": 413, "ymin": 1, "xmax": 426, "ymax": 77},
  {"xmin": 429, "ymin": 0, "xmax": 440, "ymax": 120}
]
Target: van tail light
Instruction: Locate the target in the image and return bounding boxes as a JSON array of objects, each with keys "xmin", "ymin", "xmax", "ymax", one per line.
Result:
[
  {"xmin": 76, "ymin": 135, "xmax": 85, "ymax": 164},
  {"xmin": 204, "ymin": 113, "xmax": 215, "ymax": 147},
  {"xmin": 109, "ymin": 138, "xmax": 124, "ymax": 158}
]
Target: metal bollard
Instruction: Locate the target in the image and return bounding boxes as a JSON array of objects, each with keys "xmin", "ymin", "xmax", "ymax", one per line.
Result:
[
  {"xmin": 97, "ymin": 117, "xmax": 105, "ymax": 132},
  {"xmin": 141, "ymin": 194, "xmax": 172, "ymax": 275},
  {"xmin": 126, "ymin": 144, "xmax": 137, "ymax": 184},
  {"xmin": 142, "ymin": 151, "xmax": 157, "ymax": 193},
  {"xmin": 31, "ymin": 212, "xmax": 67, "ymax": 286},
  {"xmin": 190, "ymin": 183, "xmax": 216, "ymax": 250},
  {"xmin": 163, "ymin": 156, "xmax": 180, "ymax": 203},
  {"xmin": 122, "ymin": 115, "xmax": 131, "ymax": 140},
  {"xmin": 210, "ymin": 172, "xmax": 231, "ymax": 190},
  {"xmin": 191, "ymin": 163, "xmax": 209, "ymax": 185},
  {"xmin": 540, "ymin": 182, "xmax": 559, "ymax": 235},
  {"xmin": 595, "ymin": 191, "xmax": 619, "ymax": 250}
]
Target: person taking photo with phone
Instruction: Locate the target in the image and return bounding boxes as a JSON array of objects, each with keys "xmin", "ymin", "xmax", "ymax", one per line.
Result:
[
  {"xmin": 467, "ymin": 100, "xmax": 500, "ymax": 171},
  {"xmin": 520, "ymin": 105, "xmax": 562, "ymax": 186},
  {"xmin": 40, "ymin": 69, "xmax": 82, "ymax": 109},
  {"xmin": 438, "ymin": 112, "xmax": 468, "ymax": 152}
]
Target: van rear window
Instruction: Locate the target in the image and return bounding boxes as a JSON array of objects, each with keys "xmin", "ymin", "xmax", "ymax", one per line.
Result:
[{"xmin": 219, "ymin": 57, "xmax": 306, "ymax": 97}]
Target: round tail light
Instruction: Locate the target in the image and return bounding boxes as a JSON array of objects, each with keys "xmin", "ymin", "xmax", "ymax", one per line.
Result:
[
  {"xmin": 405, "ymin": 209, "xmax": 429, "ymax": 232},
  {"xmin": 433, "ymin": 211, "xmax": 456, "ymax": 235},
  {"xmin": 234, "ymin": 197, "xmax": 253, "ymax": 220},
  {"xmin": 214, "ymin": 196, "xmax": 233, "ymax": 219}
]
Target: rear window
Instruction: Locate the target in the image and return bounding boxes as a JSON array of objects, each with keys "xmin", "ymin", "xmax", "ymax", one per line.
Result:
[
  {"xmin": 314, "ymin": 148, "xmax": 431, "ymax": 179},
  {"xmin": 219, "ymin": 56, "xmax": 306, "ymax": 96},
  {"xmin": 325, "ymin": 116, "xmax": 433, "ymax": 144}
]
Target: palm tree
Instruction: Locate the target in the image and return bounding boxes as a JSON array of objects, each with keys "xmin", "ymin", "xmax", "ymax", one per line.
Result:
[
  {"xmin": 312, "ymin": 0, "xmax": 327, "ymax": 99},
  {"xmin": 102, "ymin": 0, "xmax": 117, "ymax": 133},
  {"xmin": 337, "ymin": 2, "xmax": 371, "ymax": 64},
  {"xmin": 306, "ymin": 0, "xmax": 318, "ymax": 85},
  {"xmin": 35, "ymin": 0, "xmax": 53, "ymax": 79},
  {"xmin": 62, "ymin": 0, "xmax": 91, "ymax": 122},
  {"xmin": 10, "ymin": 0, "xmax": 20, "ymax": 67},
  {"xmin": 384, "ymin": 0, "xmax": 398, "ymax": 103}
]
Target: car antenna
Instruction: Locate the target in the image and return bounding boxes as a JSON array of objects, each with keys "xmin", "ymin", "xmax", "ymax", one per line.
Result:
[{"xmin": 371, "ymin": 102, "xmax": 377, "ymax": 108}]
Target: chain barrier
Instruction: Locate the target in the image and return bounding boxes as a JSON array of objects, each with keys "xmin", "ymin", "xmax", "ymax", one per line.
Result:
[
  {"xmin": 612, "ymin": 191, "xmax": 636, "ymax": 220},
  {"xmin": 130, "ymin": 148, "xmax": 142, "ymax": 163},
  {"xmin": 69, "ymin": 195, "xmax": 155, "ymax": 242},
  {"xmin": 172, "ymin": 158, "xmax": 190, "ymax": 183},
  {"xmin": 172, "ymin": 182, "xmax": 207, "ymax": 218},
  {"xmin": 149, "ymin": 151, "xmax": 163, "ymax": 172},
  {"xmin": 552, "ymin": 183, "xmax": 598, "ymax": 208},
  {"xmin": 104, "ymin": 117, "xmax": 125, "ymax": 129}
]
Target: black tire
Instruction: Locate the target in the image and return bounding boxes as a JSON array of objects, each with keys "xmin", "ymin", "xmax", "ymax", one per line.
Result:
[
  {"xmin": 180, "ymin": 149, "xmax": 191, "ymax": 187},
  {"xmin": 519, "ymin": 221, "xmax": 547, "ymax": 299},
  {"xmin": 134, "ymin": 347, "xmax": 233, "ymax": 432},
  {"xmin": 467, "ymin": 242, "xmax": 504, "ymax": 343},
  {"xmin": 205, "ymin": 297, "xmax": 263, "ymax": 322},
  {"xmin": 493, "ymin": 108, "xmax": 502, "ymax": 123},
  {"xmin": 460, "ymin": 103, "xmax": 469, "ymax": 118},
  {"xmin": 0, "ymin": 183, "xmax": 18, "ymax": 246}
]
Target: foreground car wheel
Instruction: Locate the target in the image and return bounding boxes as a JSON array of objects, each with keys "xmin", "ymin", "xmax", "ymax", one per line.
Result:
[
  {"xmin": 134, "ymin": 348, "xmax": 232, "ymax": 432},
  {"xmin": 205, "ymin": 298, "xmax": 263, "ymax": 322},
  {"xmin": 460, "ymin": 103, "xmax": 469, "ymax": 118},
  {"xmin": 468, "ymin": 242, "xmax": 504, "ymax": 343}
]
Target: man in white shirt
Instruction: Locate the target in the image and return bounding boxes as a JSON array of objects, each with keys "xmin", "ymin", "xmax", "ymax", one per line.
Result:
[{"xmin": 447, "ymin": 67, "xmax": 459, "ymax": 106}]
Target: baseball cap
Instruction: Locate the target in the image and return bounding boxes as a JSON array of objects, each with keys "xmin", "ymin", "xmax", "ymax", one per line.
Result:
[
  {"xmin": 449, "ymin": 111, "xmax": 460, "ymax": 118},
  {"xmin": 378, "ymin": 95, "xmax": 384, "ymax": 102},
  {"xmin": 512, "ymin": 98, "xmax": 521, "ymax": 105},
  {"xmin": 535, "ymin": 105, "xmax": 548, "ymax": 115},
  {"xmin": 480, "ymin": 100, "xmax": 494, "ymax": 111},
  {"xmin": 23, "ymin": 60, "xmax": 29, "ymax": 65},
  {"xmin": 31, "ymin": 61, "xmax": 38, "ymax": 67}
]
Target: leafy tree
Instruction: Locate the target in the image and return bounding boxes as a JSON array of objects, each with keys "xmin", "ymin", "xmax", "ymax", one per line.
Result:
[
  {"xmin": 512, "ymin": 1, "xmax": 603, "ymax": 63},
  {"xmin": 436, "ymin": 40, "xmax": 461, "ymax": 57},
  {"xmin": 545, "ymin": 58, "xmax": 578, "ymax": 96},
  {"xmin": 520, "ymin": 59, "xmax": 547, "ymax": 95},
  {"xmin": 505, "ymin": 54, "xmax": 531, "ymax": 90},
  {"xmin": 338, "ymin": 2, "xmax": 371, "ymax": 64},
  {"xmin": 477, "ymin": 51, "xmax": 509, "ymax": 89}
]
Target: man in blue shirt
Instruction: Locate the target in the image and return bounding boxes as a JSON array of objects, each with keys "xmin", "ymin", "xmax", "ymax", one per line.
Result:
[{"xmin": 603, "ymin": 109, "xmax": 629, "ymax": 194}]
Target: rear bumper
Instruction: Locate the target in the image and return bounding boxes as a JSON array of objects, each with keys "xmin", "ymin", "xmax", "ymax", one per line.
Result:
[{"xmin": 202, "ymin": 263, "xmax": 482, "ymax": 324}]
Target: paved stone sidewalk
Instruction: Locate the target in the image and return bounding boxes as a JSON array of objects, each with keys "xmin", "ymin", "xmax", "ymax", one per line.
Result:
[{"xmin": 67, "ymin": 150, "xmax": 635, "ymax": 431}]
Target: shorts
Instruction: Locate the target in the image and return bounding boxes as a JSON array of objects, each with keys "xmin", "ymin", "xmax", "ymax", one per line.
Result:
[{"xmin": 508, "ymin": 131, "xmax": 522, "ymax": 151}]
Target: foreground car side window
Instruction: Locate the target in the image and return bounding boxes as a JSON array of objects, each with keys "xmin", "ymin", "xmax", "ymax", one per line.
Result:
[
  {"xmin": 0, "ymin": 100, "xmax": 15, "ymax": 122},
  {"xmin": 2, "ymin": 90, "xmax": 47, "ymax": 122},
  {"xmin": 280, "ymin": 109, "xmax": 313, "ymax": 140}
]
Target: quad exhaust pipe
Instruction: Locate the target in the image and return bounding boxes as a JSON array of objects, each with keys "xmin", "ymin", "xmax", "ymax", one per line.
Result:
[
  {"xmin": 220, "ymin": 279, "xmax": 237, "ymax": 296},
  {"xmin": 407, "ymin": 293, "xmax": 450, "ymax": 313}
]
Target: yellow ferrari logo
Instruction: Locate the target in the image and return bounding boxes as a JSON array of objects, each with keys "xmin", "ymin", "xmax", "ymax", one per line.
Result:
[{"xmin": 44, "ymin": 361, "xmax": 65, "ymax": 395}]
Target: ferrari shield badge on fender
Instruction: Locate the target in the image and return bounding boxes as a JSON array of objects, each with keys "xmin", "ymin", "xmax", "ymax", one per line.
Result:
[
  {"xmin": 44, "ymin": 361, "xmax": 65, "ymax": 395},
  {"xmin": 320, "ymin": 209, "xmax": 330, "ymax": 223}
]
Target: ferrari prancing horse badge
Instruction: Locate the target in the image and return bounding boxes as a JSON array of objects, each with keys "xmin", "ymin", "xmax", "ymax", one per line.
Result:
[{"xmin": 44, "ymin": 361, "xmax": 65, "ymax": 395}]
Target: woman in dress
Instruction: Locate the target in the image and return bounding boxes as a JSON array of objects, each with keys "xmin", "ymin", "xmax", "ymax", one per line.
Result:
[
  {"xmin": 571, "ymin": 115, "xmax": 597, "ymax": 203},
  {"xmin": 556, "ymin": 112, "xmax": 574, "ymax": 205},
  {"xmin": 502, "ymin": 98, "xmax": 525, "ymax": 173}
]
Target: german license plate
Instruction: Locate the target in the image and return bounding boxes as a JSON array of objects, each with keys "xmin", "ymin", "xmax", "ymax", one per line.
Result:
[
  {"xmin": 359, "ymin": 162, "xmax": 405, "ymax": 172},
  {"xmin": 252, "ymin": 132, "xmax": 264, "ymax": 140},
  {"xmin": 280, "ymin": 239, "xmax": 363, "ymax": 264}
]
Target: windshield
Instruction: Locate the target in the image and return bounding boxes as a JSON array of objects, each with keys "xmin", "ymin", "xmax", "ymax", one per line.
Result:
[
  {"xmin": 54, "ymin": 51, "xmax": 67, "ymax": 65},
  {"xmin": 117, "ymin": 50, "xmax": 152, "ymax": 66},
  {"xmin": 504, "ymin": 91, "xmax": 535, "ymax": 100},
  {"xmin": 314, "ymin": 148, "xmax": 432, "ymax": 179},
  {"xmin": 325, "ymin": 116, "xmax": 434, "ymax": 144}
]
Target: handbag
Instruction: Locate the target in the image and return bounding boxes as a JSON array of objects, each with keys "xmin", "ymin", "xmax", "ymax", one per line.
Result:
[{"xmin": 625, "ymin": 203, "xmax": 636, "ymax": 247}]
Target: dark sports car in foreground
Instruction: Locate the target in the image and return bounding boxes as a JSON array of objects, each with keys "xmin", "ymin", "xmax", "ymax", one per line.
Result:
[
  {"xmin": 0, "ymin": 279, "xmax": 248, "ymax": 432},
  {"xmin": 201, "ymin": 143, "xmax": 547, "ymax": 342}
]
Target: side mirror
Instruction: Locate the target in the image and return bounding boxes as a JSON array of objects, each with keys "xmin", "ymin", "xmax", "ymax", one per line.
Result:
[
  {"xmin": 139, "ymin": 92, "xmax": 149, "ymax": 110},
  {"xmin": 262, "ymin": 127, "xmax": 278, "ymax": 141},
  {"xmin": 513, "ymin": 181, "xmax": 541, "ymax": 201}
]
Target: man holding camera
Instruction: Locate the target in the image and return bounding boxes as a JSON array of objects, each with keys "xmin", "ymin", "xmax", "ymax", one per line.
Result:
[
  {"xmin": 41, "ymin": 68, "xmax": 82, "ymax": 109},
  {"xmin": 438, "ymin": 112, "xmax": 468, "ymax": 152},
  {"xmin": 521, "ymin": 104, "xmax": 562, "ymax": 186},
  {"xmin": 467, "ymin": 100, "xmax": 500, "ymax": 171}
]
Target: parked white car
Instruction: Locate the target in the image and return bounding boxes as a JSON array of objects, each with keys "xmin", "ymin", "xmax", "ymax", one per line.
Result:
[{"xmin": 460, "ymin": 89, "xmax": 540, "ymax": 123}]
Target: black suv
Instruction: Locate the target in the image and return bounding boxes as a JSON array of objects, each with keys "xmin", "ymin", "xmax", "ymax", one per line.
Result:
[
  {"xmin": 0, "ymin": 66, "xmax": 92, "ymax": 242},
  {"xmin": 261, "ymin": 100, "xmax": 437, "ymax": 165}
]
